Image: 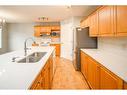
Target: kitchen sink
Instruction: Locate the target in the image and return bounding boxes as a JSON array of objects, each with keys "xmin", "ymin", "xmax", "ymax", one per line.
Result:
[{"xmin": 17, "ymin": 52, "xmax": 47, "ymax": 63}]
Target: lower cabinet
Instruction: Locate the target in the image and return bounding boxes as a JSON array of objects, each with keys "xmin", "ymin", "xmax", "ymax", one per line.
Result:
[
  {"xmin": 81, "ymin": 51, "xmax": 124, "ymax": 89},
  {"xmin": 81, "ymin": 51, "xmax": 88, "ymax": 79},
  {"xmin": 124, "ymin": 82, "xmax": 127, "ymax": 89},
  {"xmin": 100, "ymin": 66, "xmax": 123, "ymax": 89},
  {"xmin": 29, "ymin": 55, "xmax": 53, "ymax": 90},
  {"xmin": 50, "ymin": 44, "xmax": 60, "ymax": 57},
  {"xmin": 42, "ymin": 63, "xmax": 50, "ymax": 89},
  {"xmin": 87, "ymin": 57, "xmax": 100, "ymax": 89}
]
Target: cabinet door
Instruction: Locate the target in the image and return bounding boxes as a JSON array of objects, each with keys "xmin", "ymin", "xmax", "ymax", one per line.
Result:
[
  {"xmin": 116, "ymin": 6, "xmax": 127, "ymax": 36},
  {"xmin": 80, "ymin": 20, "xmax": 86, "ymax": 28},
  {"xmin": 35, "ymin": 80, "xmax": 43, "ymax": 90},
  {"xmin": 51, "ymin": 26, "xmax": 60, "ymax": 31},
  {"xmin": 34, "ymin": 26, "xmax": 41, "ymax": 37},
  {"xmin": 98, "ymin": 6, "xmax": 115, "ymax": 36},
  {"xmin": 49, "ymin": 56, "xmax": 53, "ymax": 84},
  {"xmin": 85, "ymin": 17, "xmax": 90, "ymax": 27},
  {"xmin": 100, "ymin": 67, "xmax": 123, "ymax": 89},
  {"xmin": 80, "ymin": 21, "xmax": 84, "ymax": 27},
  {"xmin": 87, "ymin": 57, "xmax": 100, "ymax": 89},
  {"xmin": 50, "ymin": 44, "xmax": 60, "ymax": 57},
  {"xmin": 81, "ymin": 51, "xmax": 88, "ymax": 79},
  {"xmin": 41, "ymin": 26, "xmax": 51, "ymax": 34},
  {"xmin": 55, "ymin": 44, "xmax": 60, "ymax": 57},
  {"xmin": 43, "ymin": 62, "xmax": 50, "ymax": 89},
  {"xmin": 124, "ymin": 82, "xmax": 127, "ymax": 89},
  {"xmin": 89, "ymin": 11, "xmax": 98, "ymax": 36},
  {"xmin": 30, "ymin": 73, "xmax": 43, "ymax": 90}
]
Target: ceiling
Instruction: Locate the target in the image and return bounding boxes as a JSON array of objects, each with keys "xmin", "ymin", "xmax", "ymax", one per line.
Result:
[{"xmin": 0, "ymin": 5, "xmax": 98, "ymax": 23}]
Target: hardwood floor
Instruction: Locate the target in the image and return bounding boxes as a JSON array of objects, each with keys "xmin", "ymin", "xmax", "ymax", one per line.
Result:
[{"xmin": 51, "ymin": 57, "xmax": 90, "ymax": 89}]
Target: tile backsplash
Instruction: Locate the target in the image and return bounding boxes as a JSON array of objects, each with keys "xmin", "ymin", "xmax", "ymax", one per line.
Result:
[{"xmin": 98, "ymin": 37, "xmax": 127, "ymax": 58}]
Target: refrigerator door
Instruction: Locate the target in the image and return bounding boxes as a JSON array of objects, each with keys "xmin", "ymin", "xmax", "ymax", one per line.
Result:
[
  {"xmin": 73, "ymin": 27, "xmax": 97, "ymax": 71},
  {"xmin": 73, "ymin": 48, "xmax": 81, "ymax": 71},
  {"xmin": 76, "ymin": 27, "xmax": 97, "ymax": 48}
]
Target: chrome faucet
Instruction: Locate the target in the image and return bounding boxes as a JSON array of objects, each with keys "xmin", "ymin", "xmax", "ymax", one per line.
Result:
[{"xmin": 24, "ymin": 37, "xmax": 36, "ymax": 56}]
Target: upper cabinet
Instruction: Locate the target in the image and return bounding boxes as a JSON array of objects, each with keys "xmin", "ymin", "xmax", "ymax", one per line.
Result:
[
  {"xmin": 40, "ymin": 26, "xmax": 51, "ymax": 34},
  {"xmin": 80, "ymin": 6, "xmax": 127, "ymax": 37},
  {"xmin": 80, "ymin": 17, "xmax": 90, "ymax": 28},
  {"xmin": 34, "ymin": 26, "xmax": 41, "ymax": 37},
  {"xmin": 51, "ymin": 26, "xmax": 60, "ymax": 31},
  {"xmin": 34, "ymin": 26, "xmax": 51, "ymax": 37},
  {"xmin": 89, "ymin": 11, "xmax": 98, "ymax": 36},
  {"xmin": 34, "ymin": 26, "xmax": 60, "ymax": 37},
  {"xmin": 116, "ymin": 6, "xmax": 127, "ymax": 36},
  {"xmin": 98, "ymin": 6, "xmax": 115, "ymax": 36}
]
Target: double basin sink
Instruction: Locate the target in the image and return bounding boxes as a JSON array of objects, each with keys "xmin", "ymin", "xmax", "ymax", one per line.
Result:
[{"xmin": 17, "ymin": 52, "xmax": 47, "ymax": 63}]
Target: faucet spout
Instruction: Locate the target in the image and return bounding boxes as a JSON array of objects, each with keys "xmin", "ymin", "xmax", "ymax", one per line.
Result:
[{"xmin": 24, "ymin": 37, "xmax": 36, "ymax": 56}]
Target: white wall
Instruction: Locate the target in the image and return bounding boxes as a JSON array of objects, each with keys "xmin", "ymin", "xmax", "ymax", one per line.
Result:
[
  {"xmin": 7, "ymin": 23, "xmax": 34, "ymax": 51},
  {"xmin": 60, "ymin": 17, "xmax": 81, "ymax": 60},
  {"xmin": 7, "ymin": 23, "xmax": 61, "ymax": 51},
  {"xmin": 98, "ymin": 37, "xmax": 127, "ymax": 59}
]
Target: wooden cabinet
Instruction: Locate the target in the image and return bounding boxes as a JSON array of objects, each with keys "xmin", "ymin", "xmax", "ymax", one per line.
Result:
[
  {"xmin": 80, "ymin": 20, "xmax": 85, "ymax": 27},
  {"xmin": 51, "ymin": 26, "xmax": 60, "ymax": 31},
  {"xmin": 81, "ymin": 51, "xmax": 124, "ymax": 89},
  {"xmin": 40, "ymin": 26, "xmax": 51, "ymax": 35},
  {"xmin": 49, "ymin": 55, "xmax": 53, "ymax": 84},
  {"xmin": 50, "ymin": 44, "xmax": 60, "ymax": 57},
  {"xmin": 116, "ymin": 6, "xmax": 127, "ymax": 36},
  {"xmin": 124, "ymin": 82, "xmax": 127, "ymax": 89},
  {"xmin": 81, "ymin": 51, "xmax": 88, "ymax": 79},
  {"xmin": 98, "ymin": 6, "xmax": 115, "ymax": 36},
  {"xmin": 80, "ymin": 6, "xmax": 127, "ymax": 37},
  {"xmin": 85, "ymin": 17, "xmax": 90, "ymax": 27},
  {"xmin": 81, "ymin": 51, "xmax": 100, "ymax": 89},
  {"xmin": 30, "ymin": 72, "xmax": 43, "ymax": 89},
  {"xmin": 100, "ymin": 66, "xmax": 123, "ymax": 89},
  {"xmin": 29, "ymin": 54, "xmax": 53, "ymax": 90},
  {"xmin": 34, "ymin": 26, "xmax": 41, "ymax": 37},
  {"xmin": 42, "ymin": 62, "xmax": 50, "ymax": 89},
  {"xmin": 80, "ymin": 17, "xmax": 90, "ymax": 28},
  {"xmin": 89, "ymin": 11, "xmax": 98, "ymax": 36},
  {"xmin": 34, "ymin": 26, "xmax": 60, "ymax": 37},
  {"xmin": 87, "ymin": 57, "xmax": 100, "ymax": 89}
]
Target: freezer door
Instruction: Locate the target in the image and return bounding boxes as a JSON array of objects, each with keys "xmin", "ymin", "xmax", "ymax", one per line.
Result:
[{"xmin": 76, "ymin": 27, "xmax": 97, "ymax": 48}]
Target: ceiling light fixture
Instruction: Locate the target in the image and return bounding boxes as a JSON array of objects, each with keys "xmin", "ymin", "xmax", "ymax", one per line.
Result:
[{"xmin": 38, "ymin": 17, "xmax": 48, "ymax": 22}]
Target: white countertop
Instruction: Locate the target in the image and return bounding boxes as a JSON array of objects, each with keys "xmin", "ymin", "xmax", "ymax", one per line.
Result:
[
  {"xmin": 0, "ymin": 46, "xmax": 55, "ymax": 89},
  {"xmin": 81, "ymin": 49, "xmax": 127, "ymax": 82}
]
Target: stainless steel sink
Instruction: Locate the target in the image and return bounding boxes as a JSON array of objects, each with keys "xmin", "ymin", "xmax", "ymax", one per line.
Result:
[{"xmin": 17, "ymin": 52, "xmax": 47, "ymax": 63}]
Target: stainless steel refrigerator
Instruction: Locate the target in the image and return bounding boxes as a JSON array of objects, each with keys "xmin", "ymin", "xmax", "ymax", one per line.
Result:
[{"xmin": 72, "ymin": 27, "xmax": 97, "ymax": 71}]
